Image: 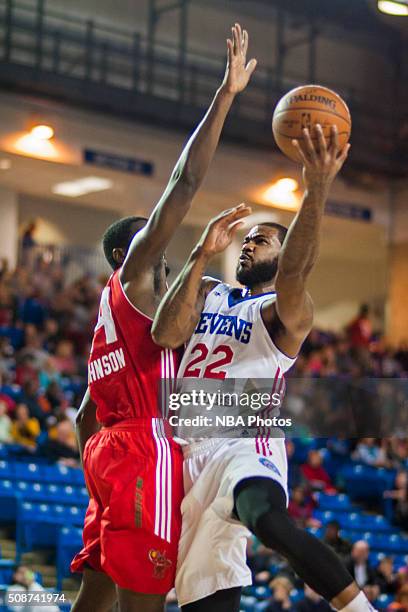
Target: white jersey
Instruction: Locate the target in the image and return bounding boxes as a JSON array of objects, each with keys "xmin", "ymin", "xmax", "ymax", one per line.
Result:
[
  {"xmin": 174, "ymin": 284, "xmax": 298, "ymax": 606},
  {"xmin": 178, "ymin": 282, "xmax": 296, "ymax": 379},
  {"xmin": 174, "ymin": 282, "xmax": 296, "ymax": 440}
]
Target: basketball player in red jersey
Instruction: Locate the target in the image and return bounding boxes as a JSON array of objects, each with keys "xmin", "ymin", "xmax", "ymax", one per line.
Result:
[{"xmin": 69, "ymin": 24, "xmax": 257, "ymax": 612}]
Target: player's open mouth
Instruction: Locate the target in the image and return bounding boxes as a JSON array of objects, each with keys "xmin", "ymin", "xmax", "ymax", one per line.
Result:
[{"xmin": 239, "ymin": 254, "xmax": 252, "ymax": 264}]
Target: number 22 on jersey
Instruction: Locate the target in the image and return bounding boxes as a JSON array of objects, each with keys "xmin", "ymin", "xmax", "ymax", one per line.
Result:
[{"xmin": 182, "ymin": 343, "xmax": 234, "ymax": 379}]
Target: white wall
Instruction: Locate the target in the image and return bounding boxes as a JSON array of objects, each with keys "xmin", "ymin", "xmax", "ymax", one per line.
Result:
[
  {"xmin": 0, "ymin": 187, "xmax": 18, "ymax": 268},
  {"xmin": 18, "ymin": 195, "xmax": 119, "ymax": 247}
]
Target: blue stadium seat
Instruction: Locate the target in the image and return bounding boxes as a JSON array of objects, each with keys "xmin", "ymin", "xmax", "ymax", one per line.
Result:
[
  {"xmin": 240, "ymin": 595, "xmax": 257, "ymax": 611},
  {"xmin": 374, "ymin": 594, "xmax": 394, "ymax": 610},
  {"xmin": 15, "ymin": 501, "xmax": 85, "ymax": 559},
  {"xmin": 43, "ymin": 464, "xmax": 84, "ymax": 485},
  {"xmin": 290, "ymin": 589, "xmax": 305, "ymax": 603},
  {"xmin": 0, "ymin": 479, "xmax": 17, "ymax": 521},
  {"xmin": 341, "ymin": 464, "xmax": 396, "ymax": 501},
  {"xmin": 254, "ymin": 602, "xmax": 269, "ymax": 612},
  {"xmin": 14, "ymin": 462, "xmax": 43, "ymax": 482},
  {"xmin": 306, "ymin": 527, "xmax": 324, "ymax": 539},
  {"xmin": 315, "ymin": 493, "xmax": 353, "ymax": 512},
  {"xmin": 56, "ymin": 527, "xmax": 83, "ymax": 590},
  {"xmin": 254, "ymin": 586, "xmax": 271, "ymax": 600},
  {"xmin": 0, "ymin": 461, "xmax": 13, "ymax": 479}
]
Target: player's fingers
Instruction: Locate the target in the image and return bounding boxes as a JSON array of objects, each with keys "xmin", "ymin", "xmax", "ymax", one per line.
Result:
[
  {"xmin": 228, "ymin": 220, "xmax": 246, "ymax": 237},
  {"xmin": 235, "ymin": 23, "xmax": 242, "ymax": 52},
  {"xmin": 245, "ymin": 58, "xmax": 257, "ymax": 76},
  {"xmin": 243, "ymin": 29, "xmax": 249, "ymax": 56},
  {"xmin": 329, "ymin": 125, "xmax": 339, "ymax": 158},
  {"xmin": 301, "ymin": 128, "xmax": 318, "ymax": 162},
  {"xmin": 232, "ymin": 25, "xmax": 239, "ymax": 55},
  {"xmin": 315, "ymin": 124, "xmax": 327, "ymax": 159},
  {"xmin": 221, "ymin": 205, "xmax": 252, "ymax": 227},
  {"xmin": 226, "ymin": 39, "xmax": 233, "ymax": 63},
  {"xmin": 337, "ymin": 143, "xmax": 351, "ymax": 166},
  {"xmin": 292, "ymin": 140, "xmax": 308, "ymax": 166}
]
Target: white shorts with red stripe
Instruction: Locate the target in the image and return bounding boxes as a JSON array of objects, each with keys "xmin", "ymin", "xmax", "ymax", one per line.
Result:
[{"xmin": 175, "ymin": 437, "xmax": 288, "ymax": 606}]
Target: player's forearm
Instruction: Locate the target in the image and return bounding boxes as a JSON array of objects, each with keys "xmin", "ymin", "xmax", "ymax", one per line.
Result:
[
  {"xmin": 172, "ymin": 86, "xmax": 235, "ymax": 192},
  {"xmin": 152, "ymin": 246, "xmax": 210, "ymax": 348},
  {"xmin": 75, "ymin": 389, "xmax": 100, "ymax": 467},
  {"xmin": 278, "ymin": 183, "xmax": 330, "ymax": 279}
]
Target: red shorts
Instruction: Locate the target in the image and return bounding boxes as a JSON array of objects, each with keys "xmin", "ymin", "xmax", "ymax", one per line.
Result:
[{"xmin": 71, "ymin": 418, "xmax": 183, "ymax": 594}]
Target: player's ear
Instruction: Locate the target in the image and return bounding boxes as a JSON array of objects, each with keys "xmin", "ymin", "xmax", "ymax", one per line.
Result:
[{"xmin": 112, "ymin": 248, "xmax": 125, "ymax": 266}]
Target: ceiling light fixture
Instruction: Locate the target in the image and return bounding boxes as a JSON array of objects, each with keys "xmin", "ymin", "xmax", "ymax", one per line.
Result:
[
  {"xmin": 52, "ymin": 176, "xmax": 113, "ymax": 197},
  {"xmin": 262, "ymin": 178, "xmax": 299, "ymax": 210},
  {"xmin": 378, "ymin": 0, "xmax": 408, "ymax": 16},
  {"xmin": 30, "ymin": 124, "xmax": 55, "ymax": 140}
]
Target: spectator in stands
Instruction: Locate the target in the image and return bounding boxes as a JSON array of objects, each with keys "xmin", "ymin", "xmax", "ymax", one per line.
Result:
[
  {"xmin": 295, "ymin": 584, "xmax": 332, "ymax": 612},
  {"xmin": 384, "ymin": 470, "xmax": 408, "ymax": 529},
  {"xmin": 301, "ymin": 450, "xmax": 334, "ymax": 492},
  {"xmin": 10, "ymin": 403, "xmax": 40, "ymax": 450},
  {"xmin": 0, "ymin": 281, "xmax": 17, "ymax": 326},
  {"xmin": 286, "ymin": 440, "xmax": 304, "ymax": 489},
  {"xmin": 0, "ymin": 398, "xmax": 12, "ymax": 443},
  {"xmin": 44, "ymin": 380, "xmax": 66, "ymax": 414},
  {"xmin": 353, "ymin": 438, "xmax": 388, "ymax": 467},
  {"xmin": 53, "ymin": 339, "xmax": 77, "ymax": 376},
  {"xmin": 20, "ymin": 379, "xmax": 49, "ymax": 427},
  {"xmin": 38, "ymin": 357, "xmax": 62, "ymax": 390},
  {"xmin": 266, "ymin": 576, "xmax": 295, "ymax": 612},
  {"xmin": 42, "ymin": 417, "xmax": 79, "ymax": 466},
  {"xmin": 21, "ymin": 220, "xmax": 38, "ymax": 250},
  {"xmin": 347, "ymin": 304, "xmax": 372, "ymax": 348},
  {"xmin": 388, "ymin": 584, "xmax": 408, "ymax": 611},
  {"xmin": 288, "ymin": 486, "xmax": 320, "ymax": 529},
  {"xmin": 346, "ymin": 540, "xmax": 380, "ymax": 600},
  {"xmin": 323, "ymin": 521, "xmax": 351, "ymax": 561},
  {"xmin": 19, "ymin": 286, "xmax": 47, "ymax": 327},
  {"xmin": 6, "ymin": 564, "xmax": 59, "ymax": 612},
  {"xmin": 375, "ymin": 557, "xmax": 399, "ymax": 595}
]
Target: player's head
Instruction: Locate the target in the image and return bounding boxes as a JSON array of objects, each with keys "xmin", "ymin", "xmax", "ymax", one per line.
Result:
[
  {"xmin": 236, "ymin": 222, "xmax": 287, "ymax": 288},
  {"xmin": 102, "ymin": 216, "xmax": 148, "ymax": 270}
]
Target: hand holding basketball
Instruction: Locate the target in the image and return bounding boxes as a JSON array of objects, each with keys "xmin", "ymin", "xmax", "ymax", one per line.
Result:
[
  {"xmin": 272, "ymin": 85, "xmax": 351, "ymax": 162},
  {"xmin": 293, "ymin": 124, "xmax": 351, "ymax": 192},
  {"xmin": 222, "ymin": 23, "xmax": 257, "ymax": 95}
]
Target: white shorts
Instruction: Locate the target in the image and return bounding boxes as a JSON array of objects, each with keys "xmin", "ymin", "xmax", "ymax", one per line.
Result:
[{"xmin": 176, "ymin": 437, "xmax": 288, "ymax": 606}]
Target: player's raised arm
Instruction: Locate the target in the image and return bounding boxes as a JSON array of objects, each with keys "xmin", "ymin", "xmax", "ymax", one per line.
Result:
[
  {"xmin": 264, "ymin": 124, "xmax": 350, "ymax": 357},
  {"xmin": 121, "ymin": 24, "xmax": 257, "ymax": 282},
  {"xmin": 152, "ymin": 204, "xmax": 251, "ymax": 348}
]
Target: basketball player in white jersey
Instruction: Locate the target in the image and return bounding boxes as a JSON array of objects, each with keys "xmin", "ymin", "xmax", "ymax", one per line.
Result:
[{"xmin": 152, "ymin": 125, "xmax": 376, "ymax": 612}]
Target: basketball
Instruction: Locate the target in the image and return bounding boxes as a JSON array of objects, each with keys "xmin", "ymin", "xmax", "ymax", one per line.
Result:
[{"xmin": 272, "ymin": 85, "xmax": 351, "ymax": 162}]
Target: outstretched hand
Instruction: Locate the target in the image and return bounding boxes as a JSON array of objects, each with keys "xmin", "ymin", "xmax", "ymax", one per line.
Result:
[
  {"xmin": 222, "ymin": 23, "xmax": 257, "ymax": 95},
  {"xmin": 292, "ymin": 125, "xmax": 350, "ymax": 192},
  {"xmin": 199, "ymin": 203, "xmax": 252, "ymax": 258}
]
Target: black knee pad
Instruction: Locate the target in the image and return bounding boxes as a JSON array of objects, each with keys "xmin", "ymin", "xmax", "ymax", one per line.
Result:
[{"xmin": 234, "ymin": 477, "xmax": 287, "ymax": 533}]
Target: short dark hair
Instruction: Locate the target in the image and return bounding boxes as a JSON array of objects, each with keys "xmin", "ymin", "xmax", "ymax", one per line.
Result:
[
  {"xmin": 326, "ymin": 520, "xmax": 340, "ymax": 530},
  {"xmin": 259, "ymin": 222, "xmax": 288, "ymax": 246},
  {"xmin": 102, "ymin": 216, "xmax": 147, "ymax": 270}
]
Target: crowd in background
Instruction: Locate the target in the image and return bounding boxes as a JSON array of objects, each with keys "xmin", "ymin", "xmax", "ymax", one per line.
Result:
[{"xmin": 0, "ymin": 250, "xmax": 407, "ymax": 610}]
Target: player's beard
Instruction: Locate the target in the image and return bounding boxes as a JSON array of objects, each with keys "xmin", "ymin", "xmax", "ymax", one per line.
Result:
[{"xmin": 236, "ymin": 257, "xmax": 278, "ymax": 289}]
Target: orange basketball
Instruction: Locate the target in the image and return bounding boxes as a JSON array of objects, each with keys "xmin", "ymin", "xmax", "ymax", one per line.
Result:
[{"xmin": 272, "ymin": 85, "xmax": 351, "ymax": 162}]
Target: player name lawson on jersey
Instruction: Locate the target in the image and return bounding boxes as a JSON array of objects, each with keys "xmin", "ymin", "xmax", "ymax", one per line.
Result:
[
  {"xmin": 88, "ymin": 347, "xmax": 126, "ymax": 383},
  {"xmin": 195, "ymin": 312, "xmax": 253, "ymax": 344}
]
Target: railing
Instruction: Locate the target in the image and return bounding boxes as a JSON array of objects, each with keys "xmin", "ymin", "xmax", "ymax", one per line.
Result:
[
  {"xmin": 18, "ymin": 243, "xmax": 110, "ymax": 283},
  {"xmin": 0, "ymin": 0, "xmax": 404, "ymax": 175}
]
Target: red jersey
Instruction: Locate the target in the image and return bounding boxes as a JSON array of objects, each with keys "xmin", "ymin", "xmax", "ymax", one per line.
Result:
[{"xmin": 88, "ymin": 270, "xmax": 180, "ymax": 425}]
